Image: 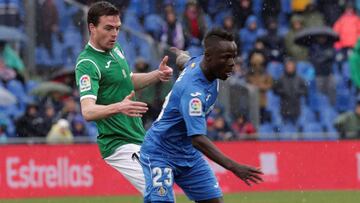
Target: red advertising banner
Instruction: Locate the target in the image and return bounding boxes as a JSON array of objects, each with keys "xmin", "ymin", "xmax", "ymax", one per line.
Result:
[{"xmin": 0, "ymin": 141, "xmax": 360, "ymax": 198}]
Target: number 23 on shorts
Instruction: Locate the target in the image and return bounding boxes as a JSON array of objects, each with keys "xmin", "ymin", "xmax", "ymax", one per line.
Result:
[{"xmin": 152, "ymin": 167, "xmax": 173, "ymax": 187}]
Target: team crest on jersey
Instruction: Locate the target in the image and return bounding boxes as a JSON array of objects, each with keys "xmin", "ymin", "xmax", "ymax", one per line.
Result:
[
  {"xmin": 189, "ymin": 98, "xmax": 202, "ymax": 116},
  {"xmin": 79, "ymin": 75, "xmax": 91, "ymax": 92},
  {"xmin": 114, "ymin": 47, "xmax": 125, "ymax": 59},
  {"xmin": 157, "ymin": 186, "xmax": 167, "ymax": 196}
]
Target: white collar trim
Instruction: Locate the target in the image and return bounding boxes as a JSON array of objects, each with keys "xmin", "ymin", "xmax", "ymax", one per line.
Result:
[{"xmin": 88, "ymin": 41, "xmax": 105, "ymax": 52}]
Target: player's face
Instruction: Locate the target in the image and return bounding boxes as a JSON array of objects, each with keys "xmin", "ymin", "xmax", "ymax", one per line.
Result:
[
  {"xmin": 90, "ymin": 15, "xmax": 121, "ymax": 51},
  {"xmin": 209, "ymin": 41, "xmax": 237, "ymax": 80}
]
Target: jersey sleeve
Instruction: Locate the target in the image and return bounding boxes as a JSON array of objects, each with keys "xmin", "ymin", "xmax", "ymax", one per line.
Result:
[
  {"xmin": 75, "ymin": 60, "xmax": 101, "ymax": 101},
  {"xmin": 179, "ymin": 87, "xmax": 207, "ymax": 136}
]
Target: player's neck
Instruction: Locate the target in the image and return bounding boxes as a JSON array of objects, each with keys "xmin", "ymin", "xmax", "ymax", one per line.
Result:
[
  {"xmin": 88, "ymin": 40, "xmax": 106, "ymax": 52},
  {"xmin": 200, "ymin": 61, "xmax": 216, "ymax": 82}
]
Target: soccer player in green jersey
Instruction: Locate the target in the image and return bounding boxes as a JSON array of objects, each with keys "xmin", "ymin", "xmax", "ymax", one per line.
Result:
[{"xmin": 75, "ymin": 1, "xmax": 173, "ymax": 194}]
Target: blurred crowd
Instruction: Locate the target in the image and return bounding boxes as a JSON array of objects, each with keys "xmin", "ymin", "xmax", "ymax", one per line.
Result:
[{"xmin": 1, "ymin": 0, "xmax": 360, "ymax": 143}]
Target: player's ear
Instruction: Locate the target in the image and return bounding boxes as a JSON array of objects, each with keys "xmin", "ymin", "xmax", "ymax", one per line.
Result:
[
  {"xmin": 89, "ymin": 23, "xmax": 96, "ymax": 33},
  {"xmin": 204, "ymin": 50, "xmax": 212, "ymax": 62}
]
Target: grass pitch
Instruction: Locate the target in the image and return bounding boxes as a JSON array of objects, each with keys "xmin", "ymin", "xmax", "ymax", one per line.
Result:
[{"xmin": 2, "ymin": 190, "xmax": 360, "ymax": 203}]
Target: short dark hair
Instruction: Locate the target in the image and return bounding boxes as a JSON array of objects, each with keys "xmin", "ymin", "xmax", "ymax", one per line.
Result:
[
  {"xmin": 204, "ymin": 28, "xmax": 234, "ymax": 49},
  {"xmin": 87, "ymin": 1, "xmax": 119, "ymax": 27}
]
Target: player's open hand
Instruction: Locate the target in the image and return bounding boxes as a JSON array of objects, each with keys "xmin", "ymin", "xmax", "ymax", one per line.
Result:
[
  {"xmin": 118, "ymin": 91, "xmax": 148, "ymax": 117},
  {"xmin": 232, "ymin": 163, "xmax": 263, "ymax": 186},
  {"xmin": 158, "ymin": 56, "xmax": 173, "ymax": 82}
]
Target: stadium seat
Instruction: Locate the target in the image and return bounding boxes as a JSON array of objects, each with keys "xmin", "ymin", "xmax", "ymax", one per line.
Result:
[
  {"xmin": 258, "ymin": 123, "xmax": 276, "ymax": 140},
  {"xmin": 266, "ymin": 61, "xmax": 284, "ymax": 80},
  {"xmin": 302, "ymin": 123, "xmax": 325, "ymax": 140},
  {"xmin": 296, "ymin": 61, "xmax": 315, "ymax": 82},
  {"xmin": 187, "ymin": 45, "xmax": 203, "ymax": 57},
  {"xmin": 144, "ymin": 14, "xmax": 165, "ymax": 40}
]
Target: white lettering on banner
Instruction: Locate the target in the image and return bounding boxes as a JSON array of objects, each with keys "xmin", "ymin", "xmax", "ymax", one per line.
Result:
[
  {"xmin": 356, "ymin": 153, "xmax": 360, "ymax": 181},
  {"xmin": 6, "ymin": 157, "xmax": 93, "ymax": 189},
  {"xmin": 260, "ymin": 152, "xmax": 279, "ymax": 182}
]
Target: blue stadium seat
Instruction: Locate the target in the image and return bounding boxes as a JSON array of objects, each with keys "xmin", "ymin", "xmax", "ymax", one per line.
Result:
[
  {"xmin": 296, "ymin": 61, "xmax": 315, "ymax": 82},
  {"xmin": 144, "ymin": 14, "xmax": 165, "ymax": 40},
  {"xmin": 187, "ymin": 45, "xmax": 203, "ymax": 57},
  {"xmin": 123, "ymin": 11, "xmax": 144, "ymax": 33},
  {"xmin": 298, "ymin": 105, "xmax": 316, "ymax": 127},
  {"xmin": 258, "ymin": 123, "xmax": 276, "ymax": 140},
  {"xmin": 302, "ymin": 123, "xmax": 325, "ymax": 140},
  {"xmin": 266, "ymin": 62, "xmax": 284, "ymax": 80},
  {"xmin": 278, "ymin": 123, "xmax": 298, "ymax": 140},
  {"xmin": 335, "ymin": 90, "xmax": 352, "ymax": 112}
]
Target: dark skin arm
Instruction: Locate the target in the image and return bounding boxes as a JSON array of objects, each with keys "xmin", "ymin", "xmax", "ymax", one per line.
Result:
[{"xmin": 191, "ymin": 135, "xmax": 263, "ymax": 186}]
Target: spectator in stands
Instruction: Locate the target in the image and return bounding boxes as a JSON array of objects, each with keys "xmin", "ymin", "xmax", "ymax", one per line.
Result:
[
  {"xmin": 213, "ymin": 116, "xmax": 234, "ymax": 141},
  {"xmin": 333, "ymin": 2, "xmax": 360, "ymax": 61},
  {"xmin": 260, "ymin": 17, "xmax": 285, "ymax": 62},
  {"xmin": 182, "ymin": 0, "xmax": 207, "ymax": 48},
  {"xmin": 56, "ymin": 96, "xmax": 79, "ymax": 125},
  {"xmin": 317, "ymin": 0, "xmax": 343, "ymax": 26},
  {"xmin": 0, "ymin": 40, "xmax": 25, "ymax": 83},
  {"xmin": 292, "ymin": 0, "xmax": 312, "ymax": 13},
  {"xmin": 46, "ymin": 119, "xmax": 74, "ymax": 144},
  {"xmin": 334, "ymin": 98, "xmax": 360, "ymax": 139},
  {"xmin": 273, "ymin": 58, "xmax": 307, "ymax": 124},
  {"xmin": 36, "ymin": 0, "xmax": 59, "ymax": 58},
  {"xmin": 261, "ymin": 0, "xmax": 281, "ymax": 27},
  {"xmin": 222, "ymin": 15, "xmax": 241, "ymax": 55},
  {"xmin": 302, "ymin": 4, "xmax": 325, "ymax": 28},
  {"xmin": 284, "ymin": 15, "xmax": 308, "ymax": 61},
  {"xmin": 71, "ymin": 115, "xmax": 88, "ymax": 137},
  {"xmin": 231, "ymin": 0, "xmax": 253, "ymax": 29},
  {"xmin": 308, "ymin": 35, "xmax": 336, "ymax": 105},
  {"xmin": 246, "ymin": 51, "xmax": 272, "ymax": 123},
  {"xmin": 15, "ymin": 103, "xmax": 46, "ymax": 137},
  {"xmin": 40, "ymin": 104, "xmax": 57, "ymax": 137},
  {"xmin": 0, "ymin": 119, "xmax": 7, "ymax": 143},
  {"xmin": 206, "ymin": 117, "xmax": 218, "ymax": 141},
  {"xmin": 0, "ymin": 0, "xmax": 21, "ymax": 27},
  {"xmin": 239, "ymin": 15, "xmax": 264, "ymax": 57},
  {"xmin": 161, "ymin": 9, "xmax": 185, "ymax": 50},
  {"xmin": 232, "ymin": 114, "xmax": 256, "ymax": 140},
  {"xmin": 350, "ymin": 39, "xmax": 360, "ymax": 90}
]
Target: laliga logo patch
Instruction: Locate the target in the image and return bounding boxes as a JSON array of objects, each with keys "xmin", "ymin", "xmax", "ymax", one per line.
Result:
[
  {"xmin": 114, "ymin": 47, "xmax": 125, "ymax": 59},
  {"xmin": 79, "ymin": 75, "xmax": 91, "ymax": 92},
  {"xmin": 157, "ymin": 186, "xmax": 167, "ymax": 196},
  {"xmin": 189, "ymin": 98, "xmax": 202, "ymax": 116}
]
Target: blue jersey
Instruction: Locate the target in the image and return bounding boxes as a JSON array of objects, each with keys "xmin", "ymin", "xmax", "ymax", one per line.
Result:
[{"xmin": 141, "ymin": 56, "xmax": 218, "ymax": 165}]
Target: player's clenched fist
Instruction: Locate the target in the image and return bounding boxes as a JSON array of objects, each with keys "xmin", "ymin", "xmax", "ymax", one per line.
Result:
[
  {"xmin": 231, "ymin": 163, "xmax": 263, "ymax": 186},
  {"xmin": 117, "ymin": 91, "xmax": 148, "ymax": 117}
]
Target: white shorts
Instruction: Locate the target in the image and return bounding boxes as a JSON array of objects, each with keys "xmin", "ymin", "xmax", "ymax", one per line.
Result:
[{"xmin": 104, "ymin": 144, "xmax": 145, "ymax": 195}]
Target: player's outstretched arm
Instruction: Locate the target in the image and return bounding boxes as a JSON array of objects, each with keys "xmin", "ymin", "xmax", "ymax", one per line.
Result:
[
  {"xmin": 80, "ymin": 91, "xmax": 148, "ymax": 121},
  {"xmin": 131, "ymin": 56, "xmax": 173, "ymax": 90},
  {"xmin": 191, "ymin": 135, "xmax": 263, "ymax": 186}
]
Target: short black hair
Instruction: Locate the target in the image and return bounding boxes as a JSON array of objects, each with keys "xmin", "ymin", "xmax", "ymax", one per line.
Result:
[
  {"xmin": 87, "ymin": 1, "xmax": 119, "ymax": 27},
  {"xmin": 204, "ymin": 28, "xmax": 234, "ymax": 49}
]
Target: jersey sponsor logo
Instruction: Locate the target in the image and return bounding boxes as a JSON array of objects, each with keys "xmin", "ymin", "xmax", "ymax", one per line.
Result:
[
  {"xmin": 105, "ymin": 60, "xmax": 111, "ymax": 68},
  {"xmin": 190, "ymin": 92, "xmax": 202, "ymax": 97},
  {"xmin": 157, "ymin": 186, "xmax": 167, "ymax": 196},
  {"xmin": 114, "ymin": 47, "xmax": 125, "ymax": 59},
  {"xmin": 189, "ymin": 98, "xmax": 202, "ymax": 116},
  {"xmin": 79, "ymin": 75, "xmax": 91, "ymax": 92}
]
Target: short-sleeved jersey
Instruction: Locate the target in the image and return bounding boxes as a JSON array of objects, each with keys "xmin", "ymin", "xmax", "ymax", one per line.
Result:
[
  {"xmin": 75, "ymin": 42, "xmax": 145, "ymax": 158},
  {"xmin": 141, "ymin": 56, "xmax": 218, "ymax": 166}
]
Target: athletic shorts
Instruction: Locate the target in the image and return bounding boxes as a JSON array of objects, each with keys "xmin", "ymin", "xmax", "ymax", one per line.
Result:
[
  {"xmin": 104, "ymin": 144, "xmax": 145, "ymax": 194},
  {"xmin": 140, "ymin": 152, "xmax": 222, "ymax": 202}
]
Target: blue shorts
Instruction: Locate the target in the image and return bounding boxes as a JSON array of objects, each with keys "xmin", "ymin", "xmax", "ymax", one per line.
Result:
[{"xmin": 140, "ymin": 152, "xmax": 222, "ymax": 202}]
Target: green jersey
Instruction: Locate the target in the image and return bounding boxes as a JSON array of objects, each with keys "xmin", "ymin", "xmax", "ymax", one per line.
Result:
[{"xmin": 75, "ymin": 43, "xmax": 145, "ymax": 158}]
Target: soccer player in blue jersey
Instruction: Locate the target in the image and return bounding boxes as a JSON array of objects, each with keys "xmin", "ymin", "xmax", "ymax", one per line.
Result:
[{"xmin": 140, "ymin": 28, "xmax": 263, "ymax": 203}]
